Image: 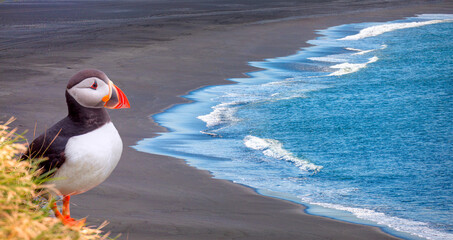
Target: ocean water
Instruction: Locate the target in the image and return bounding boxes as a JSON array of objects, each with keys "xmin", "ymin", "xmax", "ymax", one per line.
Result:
[{"xmin": 135, "ymin": 14, "xmax": 453, "ymax": 240}]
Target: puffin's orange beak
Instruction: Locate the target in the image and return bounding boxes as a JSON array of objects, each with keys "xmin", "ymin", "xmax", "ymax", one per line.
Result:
[{"xmin": 103, "ymin": 81, "xmax": 130, "ymax": 109}]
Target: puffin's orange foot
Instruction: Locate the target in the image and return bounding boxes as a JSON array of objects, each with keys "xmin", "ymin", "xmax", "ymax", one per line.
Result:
[
  {"xmin": 61, "ymin": 216, "xmax": 86, "ymax": 228},
  {"xmin": 51, "ymin": 195, "xmax": 85, "ymax": 228}
]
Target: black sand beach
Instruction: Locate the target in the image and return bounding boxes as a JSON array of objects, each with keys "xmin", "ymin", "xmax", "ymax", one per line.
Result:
[{"xmin": 1, "ymin": 1, "xmax": 452, "ymax": 239}]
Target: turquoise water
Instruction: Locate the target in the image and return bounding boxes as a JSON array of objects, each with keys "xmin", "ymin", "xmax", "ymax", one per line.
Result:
[{"xmin": 135, "ymin": 14, "xmax": 453, "ymax": 239}]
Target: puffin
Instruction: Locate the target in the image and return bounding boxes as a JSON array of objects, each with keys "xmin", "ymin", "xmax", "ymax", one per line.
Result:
[{"xmin": 23, "ymin": 69, "xmax": 130, "ymax": 226}]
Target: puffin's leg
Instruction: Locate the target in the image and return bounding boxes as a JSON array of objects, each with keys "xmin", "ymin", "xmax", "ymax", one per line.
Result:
[
  {"xmin": 51, "ymin": 202, "xmax": 64, "ymax": 220},
  {"xmin": 52, "ymin": 196, "xmax": 86, "ymax": 228},
  {"xmin": 62, "ymin": 195, "xmax": 71, "ymax": 218}
]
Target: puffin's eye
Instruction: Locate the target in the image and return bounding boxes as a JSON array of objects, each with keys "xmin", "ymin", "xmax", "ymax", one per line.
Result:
[{"xmin": 90, "ymin": 81, "xmax": 98, "ymax": 90}]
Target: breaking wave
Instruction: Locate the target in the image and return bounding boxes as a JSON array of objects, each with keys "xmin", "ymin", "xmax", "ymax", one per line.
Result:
[
  {"xmin": 329, "ymin": 56, "xmax": 379, "ymax": 76},
  {"xmin": 197, "ymin": 102, "xmax": 242, "ymax": 128},
  {"xmin": 243, "ymin": 135, "xmax": 323, "ymax": 172},
  {"xmin": 340, "ymin": 19, "xmax": 450, "ymax": 40},
  {"xmin": 302, "ymin": 200, "xmax": 453, "ymax": 240}
]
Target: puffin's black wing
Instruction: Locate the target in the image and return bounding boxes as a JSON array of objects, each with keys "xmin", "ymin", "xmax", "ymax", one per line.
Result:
[
  {"xmin": 23, "ymin": 111, "xmax": 108, "ymax": 176},
  {"xmin": 22, "ymin": 118, "xmax": 72, "ymax": 176}
]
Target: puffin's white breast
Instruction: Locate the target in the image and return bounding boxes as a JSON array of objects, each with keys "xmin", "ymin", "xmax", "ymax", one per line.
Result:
[{"xmin": 52, "ymin": 122, "xmax": 123, "ymax": 196}]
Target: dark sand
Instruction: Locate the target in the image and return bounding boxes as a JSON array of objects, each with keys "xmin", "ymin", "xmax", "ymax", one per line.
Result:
[{"xmin": 1, "ymin": 1, "xmax": 452, "ymax": 239}]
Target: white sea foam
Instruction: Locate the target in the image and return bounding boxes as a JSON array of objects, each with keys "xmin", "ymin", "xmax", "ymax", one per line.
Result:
[
  {"xmin": 197, "ymin": 102, "xmax": 241, "ymax": 128},
  {"xmin": 345, "ymin": 47, "xmax": 375, "ymax": 55},
  {"xmin": 345, "ymin": 47, "xmax": 362, "ymax": 52},
  {"xmin": 243, "ymin": 135, "xmax": 323, "ymax": 172},
  {"xmin": 416, "ymin": 14, "xmax": 453, "ymax": 21},
  {"xmin": 329, "ymin": 56, "xmax": 378, "ymax": 76},
  {"xmin": 262, "ymin": 79, "xmax": 298, "ymax": 86},
  {"xmin": 301, "ymin": 200, "xmax": 453, "ymax": 240},
  {"xmin": 308, "ymin": 56, "xmax": 348, "ymax": 63},
  {"xmin": 340, "ymin": 19, "xmax": 450, "ymax": 40}
]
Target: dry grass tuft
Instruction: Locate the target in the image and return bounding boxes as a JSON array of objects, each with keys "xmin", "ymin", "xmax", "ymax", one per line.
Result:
[{"xmin": 0, "ymin": 117, "xmax": 109, "ymax": 240}]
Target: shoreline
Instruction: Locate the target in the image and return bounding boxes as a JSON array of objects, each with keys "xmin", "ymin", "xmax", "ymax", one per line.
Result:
[
  {"xmin": 1, "ymin": 1, "xmax": 452, "ymax": 239},
  {"xmin": 133, "ymin": 13, "xmax": 451, "ymax": 240}
]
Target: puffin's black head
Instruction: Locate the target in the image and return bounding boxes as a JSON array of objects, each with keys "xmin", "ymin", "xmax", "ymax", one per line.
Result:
[{"xmin": 66, "ymin": 69, "xmax": 130, "ymax": 109}]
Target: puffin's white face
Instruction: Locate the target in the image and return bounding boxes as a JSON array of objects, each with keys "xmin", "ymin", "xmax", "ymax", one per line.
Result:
[
  {"xmin": 67, "ymin": 77, "xmax": 111, "ymax": 108},
  {"xmin": 67, "ymin": 69, "xmax": 130, "ymax": 109}
]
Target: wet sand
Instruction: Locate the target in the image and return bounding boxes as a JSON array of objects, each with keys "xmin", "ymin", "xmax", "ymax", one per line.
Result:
[{"xmin": 1, "ymin": 0, "xmax": 452, "ymax": 239}]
